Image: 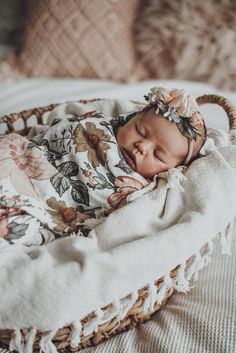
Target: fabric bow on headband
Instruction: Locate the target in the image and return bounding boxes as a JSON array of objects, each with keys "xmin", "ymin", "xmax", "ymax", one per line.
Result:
[{"xmin": 144, "ymin": 87, "xmax": 206, "ymax": 165}]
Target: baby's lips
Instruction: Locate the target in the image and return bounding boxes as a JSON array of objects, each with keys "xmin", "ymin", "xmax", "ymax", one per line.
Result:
[{"xmin": 123, "ymin": 148, "xmax": 136, "ymax": 167}]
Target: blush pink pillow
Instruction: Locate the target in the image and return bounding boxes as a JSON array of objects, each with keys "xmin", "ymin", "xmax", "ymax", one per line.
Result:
[{"xmin": 0, "ymin": 0, "xmax": 149, "ymax": 81}]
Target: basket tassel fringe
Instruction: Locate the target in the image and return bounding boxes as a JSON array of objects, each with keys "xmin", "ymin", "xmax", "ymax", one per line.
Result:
[
  {"xmin": 143, "ymin": 282, "xmax": 159, "ymax": 312},
  {"xmin": 172, "ymin": 262, "xmax": 190, "ymax": 293},
  {"xmin": 39, "ymin": 330, "xmax": 58, "ymax": 353},
  {"xmin": 7, "ymin": 221, "xmax": 233, "ymax": 353},
  {"xmin": 219, "ymin": 220, "xmax": 233, "ymax": 255},
  {"xmin": 69, "ymin": 322, "xmax": 83, "ymax": 348},
  {"xmin": 156, "ymin": 274, "xmax": 173, "ymax": 305}
]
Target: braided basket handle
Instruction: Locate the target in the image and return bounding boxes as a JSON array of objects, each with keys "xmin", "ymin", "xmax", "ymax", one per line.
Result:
[{"xmin": 196, "ymin": 94, "xmax": 236, "ymax": 131}]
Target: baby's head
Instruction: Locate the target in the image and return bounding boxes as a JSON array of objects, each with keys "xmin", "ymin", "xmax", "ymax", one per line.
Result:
[{"xmin": 117, "ymin": 87, "xmax": 206, "ymax": 179}]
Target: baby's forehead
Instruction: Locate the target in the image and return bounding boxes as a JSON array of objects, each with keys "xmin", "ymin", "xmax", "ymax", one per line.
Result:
[
  {"xmin": 139, "ymin": 109, "xmax": 189, "ymax": 156},
  {"xmin": 140, "ymin": 110, "xmax": 172, "ymax": 131}
]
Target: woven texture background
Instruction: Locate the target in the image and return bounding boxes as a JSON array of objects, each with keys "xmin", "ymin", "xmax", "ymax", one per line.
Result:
[{"xmin": 0, "ymin": 0, "xmax": 149, "ymax": 81}]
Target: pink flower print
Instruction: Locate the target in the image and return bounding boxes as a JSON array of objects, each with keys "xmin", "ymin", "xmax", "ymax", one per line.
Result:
[
  {"xmin": 108, "ymin": 176, "xmax": 144, "ymax": 210},
  {"xmin": 87, "ymin": 169, "xmax": 95, "ymax": 185},
  {"xmin": 0, "ymin": 209, "xmax": 9, "ymax": 238},
  {"xmin": 0, "ymin": 134, "xmax": 56, "ymax": 198},
  {"xmin": 0, "ymin": 208, "xmax": 25, "ymax": 238}
]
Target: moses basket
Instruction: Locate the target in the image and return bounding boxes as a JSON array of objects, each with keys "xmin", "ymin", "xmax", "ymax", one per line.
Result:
[{"xmin": 0, "ymin": 94, "xmax": 235, "ymax": 352}]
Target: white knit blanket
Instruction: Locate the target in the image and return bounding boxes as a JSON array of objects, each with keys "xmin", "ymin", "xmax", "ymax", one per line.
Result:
[{"xmin": 0, "ymin": 99, "xmax": 236, "ymax": 353}]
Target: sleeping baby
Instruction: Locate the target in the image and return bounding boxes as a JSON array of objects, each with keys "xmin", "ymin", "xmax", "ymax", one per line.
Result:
[{"xmin": 0, "ymin": 87, "xmax": 206, "ymax": 245}]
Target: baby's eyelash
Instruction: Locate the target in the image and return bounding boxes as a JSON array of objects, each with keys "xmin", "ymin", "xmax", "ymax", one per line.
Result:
[
  {"xmin": 154, "ymin": 151, "xmax": 165, "ymax": 163},
  {"xmin": 135, "ymin": 124, "xmax": 146, "ymax": 137}
]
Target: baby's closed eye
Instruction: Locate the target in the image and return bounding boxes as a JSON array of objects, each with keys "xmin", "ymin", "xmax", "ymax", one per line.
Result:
[
  {"xmin": 135, "ymin": 124, "xmax": 147, "ymax": 138},
  {"xmin": 154, "ymin": 150, "xmax": 165, "ymax": 163}
]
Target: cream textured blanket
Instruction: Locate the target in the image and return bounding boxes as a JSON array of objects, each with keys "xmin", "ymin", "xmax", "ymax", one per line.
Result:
[{"xmin": 0, "ymin": 99, "xmax": 236, "ymax": 353}]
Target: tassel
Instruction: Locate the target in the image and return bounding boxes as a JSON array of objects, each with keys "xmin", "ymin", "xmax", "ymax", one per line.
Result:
[
  {"xmin": 100, "ymin": 299, "xmax": 120, "ymax": 324},
  {"xmin": 23, "ymin": 328, "xmax": 37, "ymax": 353},
  {"xmin": 156, "ymin": 274, "xmax": 172, "ymax": 305},
  {"xmin": 172, "ymin": 262, "xmax": 190, "ymax": 293},
  {"xmin": 83, "ymin": 308, "xmax": 104, "ymax": 336},
  {"xmin": 126, "ymin": 176, "xmax": 159, "ymax": 203},
  {"xmin": 220, "ymin": 221, "xmax": 233, "ymax": 255},
  {"xmin": 9, "ymin": 329, "xmax": 23, "ymax": 353},
  {"xmin": 193, "ymin": 251, "xmax": 204, "ymax": 277},
  {"xmin": 116, "ymin": 291, "xmax": 139, "ymax": 321},
  {"xmin": 143, "ymin": 282, "xmax": 158, "ymax": 313},
  {"xmin": 69, "ymin": 321, "xmax": 82, "ymax": 348},
  {"xmin": 185, "ymin": 252, "xmax": 201, "ymax": 282},
  {"xmin": 185, "ymin": 241, "xmax": 215, "ymax": 285},
  {"xmin": 165, "ymin": 167, "xmax": 187, "ymax": 192},
  {"xmin": 200, "ymin": 240, "xmax": 214, "ymax": 268},
  {"xmin": 39, "ymin": 330, "xmax": 58, "ymax": 353}
]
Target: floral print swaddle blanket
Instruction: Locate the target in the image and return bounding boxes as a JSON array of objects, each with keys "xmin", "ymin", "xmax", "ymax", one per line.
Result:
[{"xmin": 0, "ymin": 111, "xmax": 148, "ymax": 245}]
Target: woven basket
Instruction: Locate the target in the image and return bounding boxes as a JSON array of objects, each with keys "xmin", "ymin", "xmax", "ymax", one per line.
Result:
[{"xmin": 0, "ymin": 94, "xmax": 235, "ymax": 352}]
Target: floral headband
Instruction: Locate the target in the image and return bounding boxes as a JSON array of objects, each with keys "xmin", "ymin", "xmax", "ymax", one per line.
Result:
[{"xmin": 144, "ymin": 87, "xmax": 206, "ymax": 165}]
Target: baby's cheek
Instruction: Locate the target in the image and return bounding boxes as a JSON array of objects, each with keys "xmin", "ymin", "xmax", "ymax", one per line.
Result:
[{"xmin": 120, "ymin": 127, "xmax": 133, "ymax": 146}]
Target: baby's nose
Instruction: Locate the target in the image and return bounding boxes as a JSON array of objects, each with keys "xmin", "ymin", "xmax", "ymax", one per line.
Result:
[{"xmin": 134, "ymin": 141, "xmax": 150, "ymax": 155}]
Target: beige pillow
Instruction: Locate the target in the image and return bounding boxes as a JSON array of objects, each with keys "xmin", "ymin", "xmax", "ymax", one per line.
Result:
[
  {"xmin": 0, "ymin": 0, "xmax": 149, "ymax": 81},
  {"xmin": 134, "ymin": 0, "xmax": 236, "ymax": 90}
]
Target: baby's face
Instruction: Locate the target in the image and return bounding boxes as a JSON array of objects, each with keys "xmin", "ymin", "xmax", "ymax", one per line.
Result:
[{"xmin": 116, "ymin": 108, "xmax": 189, "ymax": 179}]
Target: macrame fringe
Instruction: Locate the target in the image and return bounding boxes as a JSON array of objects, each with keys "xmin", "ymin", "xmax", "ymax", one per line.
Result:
[
  {"xmin": 116, "ymin": 291, "xmax": 139, "ymax": 321},
  {"xmin": 143, "ymin": 282, "xmax": 158, "ymax": 313},
  {"xmin": 99, "ymin": 300, "xmax": 120, "ymax": 324},
  {"xmin": 172, "ymin": 262, "xmax": 190, "ymax": 293},
  {"xmin": 219, "ymin": 221, "xmax": 233, "ymax": 255},
  {"xmin": 69, "ymin": 321, "xmax": 82, "ymax": 348},
  {"xmin": 9, "ymin": 329, "xmax": 37, "ymax": 353},
  {"xmin": 39, "ymin": 330, "xmax": 58, "ymax": 353},
  {"xmin": 7, "ymin": 223, "xmax": 234, "ymax": 353},
  {"xmin": 186, "ymin": 252, "xmax": 201, "ymax": 282},
  {"xmin": 82, "ymin": 291, "xmax": 139, "ymax": 336},
  {"xmin": 156, "ymin": 274, "xmax": 173, "ymax": 304},
  {"xmin": 9, "ymin": 330, "xmax": 23, "ymax": 353},
  {"xmin": 23, "ymin": 329, "xmax": 37, "ymax": 353},
  {"xmin": 202, "ymin": 240, "xmax": 214, "ymax": 267},
  {"xmin": 83, "ymin": 308, "xmax": 103, "ymax": 336}
]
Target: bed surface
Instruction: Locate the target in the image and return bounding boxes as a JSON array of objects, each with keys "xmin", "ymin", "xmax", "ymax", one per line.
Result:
[
  {"xmin": 0, "ymin": 78, "xmax": 235, "ymax": 353},
  {"xmin": 1, "ymin": 78, "xmax": 236, "ymax": 131}
]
